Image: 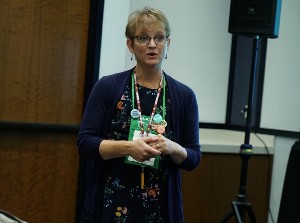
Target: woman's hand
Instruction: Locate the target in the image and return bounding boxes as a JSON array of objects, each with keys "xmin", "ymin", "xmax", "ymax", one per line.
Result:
[
  {"xmin": 128, "ymin": 137, "xmax": 161, "ymax": 162},
  {"xmin": 150, "ymin": 134, "xmax": 187, "ymax": 164},
  {"xmin": 99, "ymin": 135, "xmax": 186, "ymax": 164}
]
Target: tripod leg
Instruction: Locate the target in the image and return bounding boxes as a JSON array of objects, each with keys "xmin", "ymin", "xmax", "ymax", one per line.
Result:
[
  {"xmin": 219, "ymin": 208, "xmax": 234, "ymax": 223},
  {"xmin": 246, "ymin": 205, "xmax": 256, "ymax": 223},
  {"xmin": 232, "ymin": 202, "xmax": 243, "ymax": 223}
]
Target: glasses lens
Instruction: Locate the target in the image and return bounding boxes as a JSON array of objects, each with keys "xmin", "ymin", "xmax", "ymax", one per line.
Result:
[
  {"xmin": 155, "ymin": 35, "xmax": 167, "ymax": 44},
  {"xmin": 135, "ymin": 35, "xmax": 167, "ymax": 44},
  {"xmin": 136, "ymin": 35, "xmax": 150, "ymax": 44}
]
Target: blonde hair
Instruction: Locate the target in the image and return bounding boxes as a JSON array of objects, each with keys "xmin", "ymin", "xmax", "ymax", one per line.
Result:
[{"xmin": 125, "ymin": 6, "xmax": 171, "ymax": 40}]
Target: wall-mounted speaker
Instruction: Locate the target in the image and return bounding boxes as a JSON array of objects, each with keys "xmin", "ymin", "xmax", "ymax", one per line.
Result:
[{"xmin": 228, "ymin": 0, "xmax": 282, "ymax": 38}]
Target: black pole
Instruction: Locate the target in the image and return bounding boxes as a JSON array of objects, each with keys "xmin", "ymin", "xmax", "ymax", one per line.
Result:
[
  {"xmin": 238, "ymin": 35, "xmax": 260, "ymax": 202},
  {"xmin": 220, "ymin": 35, "xmax": 261, "ymax": 223},
  {"xmin": 244, "ymin": 35, "xmax": 260, "ymax": 145}
]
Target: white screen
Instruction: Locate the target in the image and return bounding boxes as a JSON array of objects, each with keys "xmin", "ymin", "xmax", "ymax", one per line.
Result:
[
  {"xmin": 261, "ymin": 0, "xmax": 300, "ymax": 132},
  {"xmin": 99, "ymin": 0, "xmax": 232, "ymax": 124}
]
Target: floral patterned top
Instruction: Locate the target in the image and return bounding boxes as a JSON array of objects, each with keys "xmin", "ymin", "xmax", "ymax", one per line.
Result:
[{"xmin": 100, "ymin": 81, "xmax": 171, "ymax": 223}]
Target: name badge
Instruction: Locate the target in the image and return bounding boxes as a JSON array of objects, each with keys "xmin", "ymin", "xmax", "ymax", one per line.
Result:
[{"xmin": 125, "ymin": 116, "xmax": 160, "ymax": 169}]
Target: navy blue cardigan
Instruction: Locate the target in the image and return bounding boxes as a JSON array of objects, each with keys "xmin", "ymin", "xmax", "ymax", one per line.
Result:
[{"xmin": 77, "ymin": 68, "xmax": 201, "ymax": 222}]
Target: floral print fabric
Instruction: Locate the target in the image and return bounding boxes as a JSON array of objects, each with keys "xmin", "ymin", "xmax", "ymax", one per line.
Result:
[{"xmin": 100, "ymin": 83, "xmax": 171, "ymax": 223}]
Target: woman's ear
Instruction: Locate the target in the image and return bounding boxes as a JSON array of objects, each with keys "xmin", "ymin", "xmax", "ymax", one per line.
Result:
[
  {"xmin": 126, "ymin": 38, "xmax": 133, "ymax": 53},
  {"xmin": 167, "ymin": 37, "xmax": 171, "ymax": 48}
]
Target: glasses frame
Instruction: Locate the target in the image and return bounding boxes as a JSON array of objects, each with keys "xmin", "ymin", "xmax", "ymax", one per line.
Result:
[{"xmin": 133, "ymin": 35, "xmax": 169, "ymax": 45}]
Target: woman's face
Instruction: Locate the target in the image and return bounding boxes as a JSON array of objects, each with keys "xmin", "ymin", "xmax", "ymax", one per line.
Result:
[{"xmin": 127, "ymin": 20, "xmax": 170, "ymax": 68}]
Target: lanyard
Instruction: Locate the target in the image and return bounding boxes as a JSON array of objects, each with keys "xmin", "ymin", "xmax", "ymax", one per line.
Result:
[{"xmin": 131, "ymin": 71, "xmax": 166, "ymax": 136}]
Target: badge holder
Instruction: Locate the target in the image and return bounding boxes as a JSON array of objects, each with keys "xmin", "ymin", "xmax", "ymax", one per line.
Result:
[
  {"xmin": 125, "ymin": 116, "xmax": 160, "ymax": 170},
  {"xmin": 125, "ymin": 115, "xmax": 161, "ymax": 189}
]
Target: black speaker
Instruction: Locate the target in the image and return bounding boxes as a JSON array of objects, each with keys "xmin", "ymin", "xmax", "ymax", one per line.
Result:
[{"xmin": 228, "ymin": 0, "xmax": 282, "ymax": 38}]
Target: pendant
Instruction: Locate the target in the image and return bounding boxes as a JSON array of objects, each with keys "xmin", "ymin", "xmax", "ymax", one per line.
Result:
[
  {"xmin": 153, "ymin": 114, "xmax": 163, "ymax": 123},
  {"xmin": 141, "ymin": 167, "xmax": 145, "ymax": 189},
  {"xmin": 160, "ymin": 120, "xmax": 167, "ymax": 128},
  {"xmin": 156, "ymin": 125, "xmax": 165, "ymax": 134},
  {"xmin": 131, "ymin": 109, "xmax": 140, "ymax": 119}
]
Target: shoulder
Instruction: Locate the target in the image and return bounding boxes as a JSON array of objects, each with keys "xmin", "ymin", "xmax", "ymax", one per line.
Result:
[
  {"xmin": 93, "ymin": 68, "xmax": 134, "ymax": 91},
  {"xmin": 89, "ymin": 68, "xmax": 134, "ymax": 104},
  {"xmin": 164, "ymin": 72, "xmax": 196, "ymax": 96},
  {"xmin": 99, "ymin": 68, "xmax": 133, "ymax": 83}
]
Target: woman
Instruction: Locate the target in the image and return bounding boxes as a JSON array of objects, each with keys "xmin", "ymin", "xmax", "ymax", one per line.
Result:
[{"xmin": 77, "ymin": 6, "xmax": 201, "ymax": 223}]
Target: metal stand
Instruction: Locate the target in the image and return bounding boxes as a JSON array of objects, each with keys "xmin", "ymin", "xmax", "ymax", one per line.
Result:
[{"xmin": 220, "ymin": 35, "xmax": 262, "ymax": 223}]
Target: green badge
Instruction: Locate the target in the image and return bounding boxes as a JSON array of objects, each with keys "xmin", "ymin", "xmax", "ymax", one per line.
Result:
[{"xmin": 125, "ymin": 115, "xmax": 160, "ymax": 169}]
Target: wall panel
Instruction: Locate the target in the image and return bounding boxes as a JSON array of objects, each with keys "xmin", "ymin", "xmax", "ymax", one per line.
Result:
[
  {"xmin": 0, "ymin": 0, "xmax": 90, "ymax": 222},
  {"xmin": 182, "ymin": 153, "xmax": 273, "ymax": 223},
  {"xmin": 0, "ymin": 132, "xmax": 79, "ymax": 222},
  {"xmin": 0, "ymin": 0, "xmax": 89, "ymax": 124}
]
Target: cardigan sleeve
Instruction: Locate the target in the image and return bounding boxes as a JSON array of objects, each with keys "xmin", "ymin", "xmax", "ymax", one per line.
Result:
[
  {"xmin": 77, "ymin": 76, "xmax": 113, "ymax": 160},
  {"xmin": 177, "ymin": 87, "xmax": 201, "ymax": 171},
  {"xmin": 167, "ymin": 74, "xmax": 201, "ymax": 171},
  {"xmin": 77, "ymin": 69, "xmax": 133, "ymax": 160}
]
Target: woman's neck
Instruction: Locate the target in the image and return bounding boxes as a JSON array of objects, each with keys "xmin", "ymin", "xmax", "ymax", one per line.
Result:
[{"xmin": 134, "ymin": 67, "xmax": 162, "ymax": 89}]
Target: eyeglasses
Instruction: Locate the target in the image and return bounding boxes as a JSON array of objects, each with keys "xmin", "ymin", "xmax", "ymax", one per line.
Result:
[{"xmin": 133, "ymin": 35, "xmax": 169, "ymax": 45}]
